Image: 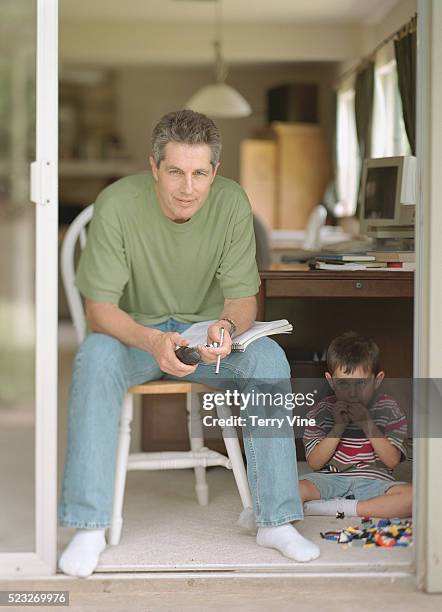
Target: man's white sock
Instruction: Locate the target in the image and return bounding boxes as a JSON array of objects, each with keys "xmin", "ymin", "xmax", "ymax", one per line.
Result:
[
  {"xmin": 303, "ymin": 498, "xmax": 358, "ymax": 517},
  {"xmin": 256, "ymin": 523, "xmax": 320, "ymax": 563},
  {"xmin": 58, "ymin": 528, "xmax": 106, "ymax": 578}
]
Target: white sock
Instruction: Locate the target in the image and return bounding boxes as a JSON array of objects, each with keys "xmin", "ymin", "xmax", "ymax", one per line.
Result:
[
  {"xmin": 303, "ymin": 498, "xmax": 358, "ymax": 517},
  {"xmin": 58, "ymin": 528, "xmax": 106, "ymax": 578},
  {"xmin": 256, "ymin": 524, "xmax": 320, "ymax": 563}
]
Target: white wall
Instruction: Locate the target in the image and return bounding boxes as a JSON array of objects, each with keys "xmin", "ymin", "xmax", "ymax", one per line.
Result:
[
  {"xmin": 362, "ymin": 0, "xmax": 417, "ymax": 56},
  {"xmin": 334, "ymin": 0, "xmax": 416, "ymax": 89},
  {"xmin": 61, "ymin": 19, "xmax": 362, "ymax": 67},
  {"xmin": 115, "ymin": 62, "xmax": 336, "ymax": 182}
]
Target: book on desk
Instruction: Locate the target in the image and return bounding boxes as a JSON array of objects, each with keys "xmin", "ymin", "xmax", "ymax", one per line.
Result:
[
  {"xmin": 308, "ymin": 259, "xmax": 415, "ymax": 271},
  {"xmin": 292, "ymin": 251, "xmax": 417, "ymax": 272}
]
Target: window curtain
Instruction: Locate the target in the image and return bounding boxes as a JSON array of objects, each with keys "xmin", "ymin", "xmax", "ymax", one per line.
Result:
[
  {"xmin": 354, "ymin": 61, "xmax": 375, "ymax": 214},
  {"xmin": 394, "ymin": 17, "xmax": 417, "ymax": 155},
  {"xmin": 322, "ymin": 90, "xmax": 339, "ymax": 219},
  {"xmin": 329, "ymin": 90, "xmax": 339, "ymax": 204}
]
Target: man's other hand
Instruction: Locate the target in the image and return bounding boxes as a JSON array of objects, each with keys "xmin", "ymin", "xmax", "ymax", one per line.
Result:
[
  {"xmin": 150, "ymin": 331, "xmax": 198, "ymax": 377},
  {"xmin": 198, "ymin": 321, "xmax": 232, "ymax": 365}
]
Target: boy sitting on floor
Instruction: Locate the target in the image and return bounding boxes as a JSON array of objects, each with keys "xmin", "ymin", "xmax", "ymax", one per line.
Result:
[{"xmin": 299, "ymin": 331, "xmax": 412, "ymax": 519}]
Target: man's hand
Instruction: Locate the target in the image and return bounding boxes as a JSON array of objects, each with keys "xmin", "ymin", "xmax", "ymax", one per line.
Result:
[
  {"xmin": 197, "ymin": 321, "xmax": 232, "ymax": 365},
  {"xmin": 150, "ymin": 330, "xmax": 198, "ymax": 377}
]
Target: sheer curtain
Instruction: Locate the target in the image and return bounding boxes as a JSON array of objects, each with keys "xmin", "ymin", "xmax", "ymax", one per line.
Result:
[
  {"xmin": 372, "ymin": 60, "xmax": 411, "ymax": 157},
  {"xmin": 336, "ymin": 88, "xmax": 359, "ymax": 217}
]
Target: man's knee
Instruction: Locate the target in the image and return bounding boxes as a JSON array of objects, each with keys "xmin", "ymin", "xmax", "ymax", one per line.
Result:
[
  {"xmin": 242, "ymin": 337, "xmax": 290, "ymax": 378},
  {"xmin": 73, "ymin": 333, "xmax": 128, "ymax": 383}
]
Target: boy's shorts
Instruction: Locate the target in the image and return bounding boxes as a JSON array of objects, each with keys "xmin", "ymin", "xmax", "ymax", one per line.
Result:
[{"xmin": 300, "ymin": 472, "xmax": 409, "ymax": 501}]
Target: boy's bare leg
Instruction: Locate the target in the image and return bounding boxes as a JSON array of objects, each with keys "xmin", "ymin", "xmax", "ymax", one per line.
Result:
[
  {"xmin": 356, "ymin": 484, "xmax": 412, "ymax": 518},
  {"xmin": 300, "ymin": 480, "xmax": 412, "ymax": 519},
  {"xmin": 299, "ymin": 479, "xmax": 321, "ymax": 502}
]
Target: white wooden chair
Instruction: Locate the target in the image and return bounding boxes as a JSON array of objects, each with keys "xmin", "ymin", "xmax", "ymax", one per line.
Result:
[{"xmin": 61, "ymin": 204, "xmax": 253, "ymax": 546}]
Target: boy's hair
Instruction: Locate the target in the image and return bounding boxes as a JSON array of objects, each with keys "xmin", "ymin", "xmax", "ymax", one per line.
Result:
[
  {"xmin": 326, "ymin": 331, "xmax": 381, "ymax": 375},
  {"xmin": 151, "ymin": 109, "xmax": 222, "ymax": 169}
]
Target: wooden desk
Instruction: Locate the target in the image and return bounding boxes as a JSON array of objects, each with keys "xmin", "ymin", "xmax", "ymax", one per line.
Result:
[
  {"xmin": 142, "ymin": 265, "xmax": 413, "ymax": 453},
  {"xmin": 257, "ymin": 265, "xmax": 414, "ymax": 377}
]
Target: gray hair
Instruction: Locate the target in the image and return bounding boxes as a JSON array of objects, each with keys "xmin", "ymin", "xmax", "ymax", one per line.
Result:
[{"xmin": 151, "ymin": 110, "xmax": 222, "ymax": 168}]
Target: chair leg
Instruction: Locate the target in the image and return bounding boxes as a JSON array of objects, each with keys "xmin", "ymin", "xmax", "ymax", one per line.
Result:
[
  {"xmin": 216, "ymin": 402, "xmax": 253, "ymax": 509},
  {"xmin": 187, "ymin": 390, "xmax": 209, "ymax": 506},
  {"xmin": 109, "ymin": 394, "xmax": 134, "ymax": 546}
]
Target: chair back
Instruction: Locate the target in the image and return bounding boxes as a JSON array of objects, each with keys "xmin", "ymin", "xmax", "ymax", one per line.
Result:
[
  {"xmin": 302, "ymin": 204, "xmax": 327, "ymax": 251},
  {"xmin": 60, "ymin": 204, "xmax": 94, "ymax": 344},
  {"xmin": 252, "ymin": 213, "xmax": 272, "ymax": 269}
]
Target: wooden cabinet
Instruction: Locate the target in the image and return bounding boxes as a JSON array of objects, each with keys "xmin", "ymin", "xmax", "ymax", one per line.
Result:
[
  {"xmin": 240, "ymin": 139, "xmax": 277, "ymax": 227},
  {"xmin": 258, "ymin": 267, "xmax": 414, "ymax": 379},
  {"xmin": 240, "ymin": 122, "xmax": 331, "ymax": 230}
]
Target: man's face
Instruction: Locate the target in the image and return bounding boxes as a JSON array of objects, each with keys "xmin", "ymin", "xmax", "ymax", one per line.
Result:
[
  {"xmin": 149, "ymin": 142, "xmax": 219, "ymax": 223},
  {"xmin": 325, "ymin": 365, "xmax": 384, "ymax": 406}
]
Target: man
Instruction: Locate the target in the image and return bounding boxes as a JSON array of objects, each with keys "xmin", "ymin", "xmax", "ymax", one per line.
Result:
[{"xmin": 58, "ymin": 110, "xmax": 319, "ymax": 577}]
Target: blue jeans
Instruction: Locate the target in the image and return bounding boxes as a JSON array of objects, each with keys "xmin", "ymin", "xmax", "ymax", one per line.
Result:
[{"xmin": 58, "ymin": 319, "xmax": 303, "ymax": 528}]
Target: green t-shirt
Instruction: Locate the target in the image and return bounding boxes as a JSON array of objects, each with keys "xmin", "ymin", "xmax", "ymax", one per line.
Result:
[{"xmin": 75, "ymin": 173, "xmax": 261, "ymax": 326}]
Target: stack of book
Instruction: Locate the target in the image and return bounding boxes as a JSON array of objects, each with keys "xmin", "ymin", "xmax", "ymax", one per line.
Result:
[
  {"xmin": 308, "ymin": 251, "xmax": 415, "ymax": 271},
  {"xmin": 367, "ymin": 251, "xmax": 416, "ymax": 271}
]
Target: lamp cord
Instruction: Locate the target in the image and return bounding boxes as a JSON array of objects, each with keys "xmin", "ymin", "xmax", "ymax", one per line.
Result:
[{"xmin": 213, "ymin": 0, "xmax": 228, "ymax": 83}]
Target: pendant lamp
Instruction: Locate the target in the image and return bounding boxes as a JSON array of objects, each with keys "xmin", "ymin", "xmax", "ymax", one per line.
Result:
[{"xmin": 185, "ymin": 1, "xmax": 251, "ymax": 118}]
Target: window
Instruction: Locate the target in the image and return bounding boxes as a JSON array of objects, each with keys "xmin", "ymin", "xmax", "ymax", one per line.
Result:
[
  {"xmin": 336, "ymin": 60, "xmax": 412, "ymax": 218},
  {"xmin": 371, "ymin": 60, "xmax": 411, "ymax": 157},
  {"xmin": 336, "ymin": 88, "xmax": 360, "ymax": 216}
]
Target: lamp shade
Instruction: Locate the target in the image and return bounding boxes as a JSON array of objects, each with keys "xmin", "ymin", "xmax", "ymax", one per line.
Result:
[{"xmin": 185, "ymin": 82, "xmax": 252, "ymax": 118}]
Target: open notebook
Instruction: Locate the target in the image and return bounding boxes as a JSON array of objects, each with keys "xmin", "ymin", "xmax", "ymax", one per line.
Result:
[{"xmin": 181, "ymin": 319, "xmax": 293, "ymax": 352}]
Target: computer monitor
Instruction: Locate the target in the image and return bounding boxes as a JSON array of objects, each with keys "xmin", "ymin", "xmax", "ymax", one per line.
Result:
[{"xmin": 359, "ymin": 156, "xmax": 416, "ymax": 239}]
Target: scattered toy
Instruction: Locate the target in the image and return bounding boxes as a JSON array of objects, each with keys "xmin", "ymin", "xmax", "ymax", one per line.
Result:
[{"xmin": 320, "ymin": 519, "xmax": 412, "ymax": 548}]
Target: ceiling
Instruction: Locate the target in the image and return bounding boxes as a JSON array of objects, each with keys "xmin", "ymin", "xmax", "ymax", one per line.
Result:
[
  {"xmin": 61, "ymin": 0, "xmax": 401, "ymax": 25},
  {"xmin": 60, "ymin": 0, "xmax": 414, "ymax": 67}
]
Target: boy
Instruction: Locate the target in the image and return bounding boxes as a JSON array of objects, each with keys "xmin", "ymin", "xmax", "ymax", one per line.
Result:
[{"xmin": 299, "ymin": 331, "xmax": 412, "ymax": 518}]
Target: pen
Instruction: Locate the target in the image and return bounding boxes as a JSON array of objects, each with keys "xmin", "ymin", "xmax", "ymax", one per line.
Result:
[{"xmin": 215, "ymin": 327, "xmax": 225, "ymax": 375}]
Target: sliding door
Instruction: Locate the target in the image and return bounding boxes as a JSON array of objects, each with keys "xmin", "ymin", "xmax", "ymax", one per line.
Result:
[{"xmin": 0, "ymin": 0, "xmax": 58, "ymax": 576}]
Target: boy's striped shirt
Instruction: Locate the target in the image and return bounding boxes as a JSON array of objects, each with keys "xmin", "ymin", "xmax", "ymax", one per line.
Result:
[{"xmin": 303, "ymin": 394, "xmax": 408, "ymax": 481}]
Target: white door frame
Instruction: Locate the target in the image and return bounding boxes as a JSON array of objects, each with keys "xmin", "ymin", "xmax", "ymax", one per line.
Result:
[
  {"xmin": 0, "ymin": 0, "xmax": 58, "ymax": 577},
  {"xmin": 1, "ymin": 0, "xmax": 440, "ymax": 587},
  {"xmin": 415, "ymin": 0, "xmax": 442, "ymax": 593}
]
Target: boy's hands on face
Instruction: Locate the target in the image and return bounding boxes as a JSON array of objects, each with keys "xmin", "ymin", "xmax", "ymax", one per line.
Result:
[
  {"xmin": 333, "ymin": 400, "xmax": 372, "ymax": 431},
  {"xmin": 327, "ymin": 367, "xmax": 383, "ymax": 434},
  {"xmin": 333, "ymin": 401, "xmax": 351, "ymax": 432},
  {"xmin": 346, "ymin": 401, "xmax": 372, "ymax": 431}
]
